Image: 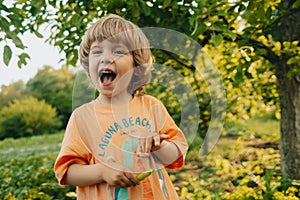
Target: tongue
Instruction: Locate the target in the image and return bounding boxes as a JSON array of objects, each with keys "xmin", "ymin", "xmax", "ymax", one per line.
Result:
[
  {"xmin": 103, "ymin": 76, "xmax": 111, "ymax": 83},
  {"xmin": 102, "ymin": 74, "xmax": 115, "ymax": 85}
]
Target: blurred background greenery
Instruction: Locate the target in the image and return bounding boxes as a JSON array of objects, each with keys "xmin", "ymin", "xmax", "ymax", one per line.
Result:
[{"xmin": 1, "ymin": 0, "xmax": 299, "ymax": 199}]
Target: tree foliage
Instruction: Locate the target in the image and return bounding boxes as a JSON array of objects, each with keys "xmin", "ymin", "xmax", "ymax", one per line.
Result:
[
  {"xmin": 1, "ymin": 0, "xmax": 297, "ymax": 118},
  {"xmin": 0, "ymin": 96, "xmax": 61, "ymax": 139},
  {"xmin": 1, "ymin": 0, "xmax": 299, "ymax": 72},
  {"xmin": 205, "ymin": 41, "xmax": 280, "ymax": 120},
  {"xmin": 0, "ymin": 80, "xmax": 29, "ymax": 108},
  {"xmin": 72, "ymin": 69, "xmax": 95, "ymax": 110},
  {"xmin": 26, "ymin": 66, "xmax": 74, "ymax": 127}
]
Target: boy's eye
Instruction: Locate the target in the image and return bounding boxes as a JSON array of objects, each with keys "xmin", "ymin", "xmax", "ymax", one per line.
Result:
[
  {"xmin": 114, "ymin": 49, "xmax": 126, "ymax": 55},
  {"xmin": 92, "ymin": 50, "xmax": 103, "ymax": 54}
]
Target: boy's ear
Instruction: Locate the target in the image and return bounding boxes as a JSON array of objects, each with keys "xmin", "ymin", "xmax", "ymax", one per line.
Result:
[{"xmin": 133, "ymin": 65, "xmax": 143, "ymax": 76}]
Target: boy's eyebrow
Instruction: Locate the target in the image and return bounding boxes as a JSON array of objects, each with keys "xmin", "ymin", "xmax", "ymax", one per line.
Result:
[
  {"xmin": 111, "ymin": 43, "xmax": 128, "ymax": 49},
  {"xmin": 90, "ymin": 45, "xmax": 102, "ymax": 50},
  {"xmin": 90, "ymin": 43, "xmax": 128, "ymax": 50}
]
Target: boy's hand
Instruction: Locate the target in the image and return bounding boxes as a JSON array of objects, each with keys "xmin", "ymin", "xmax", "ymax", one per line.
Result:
[
  {"xmin": 136, "ymin": 133, "xmax": 169, "ymax": 157},
  {"xmin": 101, "ymin": 163, "xmax": 140, "ymax": 188}
]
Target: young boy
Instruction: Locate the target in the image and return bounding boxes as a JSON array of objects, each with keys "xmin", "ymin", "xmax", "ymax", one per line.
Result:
[{"xmin": 54, "ymin": 14, "xmax": 188, "ymax": 200}]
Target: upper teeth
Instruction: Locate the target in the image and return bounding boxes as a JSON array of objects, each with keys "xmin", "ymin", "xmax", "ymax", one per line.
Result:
[
  {"xmin": 100, "ymin": 70, "xmax": 114, "ymax": 76},
  {"xmin": 100, "ymin": 70, "xmax": 116, "ymax": 83}
]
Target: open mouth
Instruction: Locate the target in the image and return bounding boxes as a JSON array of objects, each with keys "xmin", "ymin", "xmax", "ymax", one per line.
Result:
[{"xmin": 99, "ymin": 69, "xmax": 117, "ymax": 85}]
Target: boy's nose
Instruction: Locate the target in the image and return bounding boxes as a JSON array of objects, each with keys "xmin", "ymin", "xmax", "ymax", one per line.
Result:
[
  {"xmin": 100, "ymin": 57, "xmax": 114, "ymax": 64},
  {"xmin": 100, "ymin": 50, "xmax": 114, "ymax": 64}
]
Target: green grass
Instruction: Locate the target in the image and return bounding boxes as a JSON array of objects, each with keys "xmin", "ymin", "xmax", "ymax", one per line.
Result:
[
  {"xmin": 0, "ymin": 131, "xmax": 64, "ymax": 149},
  {"xmin": 0, "ymin": 131, "xmax": 75, "ymax": 200},
  {"xmin": 0, "ymin": 131, "xmax": 64, "ymax": 159},
  {"xmin": 244, "ymin": 117, "xmax": 280, "ymax": 141},
  {"xmin": 224, "ymin": 114, "xmax": 280, "ymax": 142}
]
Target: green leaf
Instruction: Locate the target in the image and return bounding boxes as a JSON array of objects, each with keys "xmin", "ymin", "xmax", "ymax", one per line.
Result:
[
  {"xmin": 141, "ymin": 2, "xmax": 151, "ymax": 16},
  {"xmin": 191, "ymin": 17, "xmax": 206, "ymax": 36},
  {"xmin": 17, "ymin": 0, "xmax": 27, "ymax": 3},
  {"xmin": 223, "ymin": 30, "xmax": 237, "ymax": 41},
  {"xmin": 15, "ymin": 52, "xmax": 30, "ymax": 68},
  {"xmin": 235, "ymin": 65, "xmax": 244, "ymax": 83},
  {"xmin": 19, "ymin": 53, "xmax": 30, "ymax": 65},
  {"xmin": 211, "ymin": 34, "xmax": 223, "ymax": 46},
  {"xmin": 292, "ymin": 0, "xmax": 300, "ymax": 8},
  {"xmin": 131, "ymin": 6, "xmax": 141, "ymax": 18},
  {"xmin": 212, "ymin": 21, "xmax": 228, "ymax": 32},
  {"xmin": 0, "ymin": 3, "xmax": 9, "ymax": 12},
  {"xmin": 70, "ymin": 13, "xmax": 79, "ymax": 25},
  {"xmin": 127, "ymin": 0, "xmax": 135, "ymax": 6},
  {"xmin": 17, "ymin": 60, "xmax": 22, "ymax": 68},
  {"xmin": 10, "ymin": 32, "xmax": 25, "ymax": 49},
  {"xmin": 29, "ymin": 7, "xmax": 37, "ymax": 16},
  {"xmin": 0, "ymin": 16, "xmax": 10, "ymax": 32},
  {"xmin": 34, "ymin": 30, "xmax": 44, "ymax": 38},
  {"xmin": 287, "ymin": 57, "xmax": 299, "ymax": 65},
  {"xmin": 286, "ymin": 68, "xmax": 299, "ymax": 78},
  {"xmin": 255, "ymin": 48, "xmax": 267, "ymax": 55},
  {"xmin": 3, "ymin": 45, "xmax": 12, "ymax": 66},
  {"xmin": 163, "ymin": 0, "xmax": 172, "ymax": 8}
]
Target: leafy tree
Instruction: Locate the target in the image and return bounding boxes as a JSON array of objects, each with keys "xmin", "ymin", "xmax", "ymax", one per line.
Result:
[
  {"xmin": 227, "ymin": 0, "xmax": 300, "ymax": 179},
  {"xmin": 0, "ymin": 96, "xmax": 61, "ymax": 139},
  {"xmin": 72, "ymin": 69, "xmax": 96, "ymax": 110},
  {"xmin": 0, "ymin": 80, "xmax": 29, "ymax": 108},
  {"xmin": 205, "ymin": 41, "xmax": 280, "ymax": 120},
  {"xmin": 1, "ymin": 0, "xmax": 299, "ymax": 179},
  {"xmin": 26, "ymin": 65, "xmax": 74, "ymax": 127}
]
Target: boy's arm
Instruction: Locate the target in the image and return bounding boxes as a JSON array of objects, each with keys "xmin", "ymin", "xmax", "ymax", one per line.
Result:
[
  {"xmin": 136, "ymin": 130, "xmax": 187, "ymax": 168},
  {"xmin": 63, "ymin": 163, "xmax": 103, "ymax": 186},
  {"xmin": 63, "ymin": 163, "xmax": 140, "ymax": 187},
  {"xmin": 151, "ymin": 140, "xmax": 182, "ymax": 167}
]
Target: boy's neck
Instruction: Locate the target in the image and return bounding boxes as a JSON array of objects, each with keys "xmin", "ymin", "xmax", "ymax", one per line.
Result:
[{"xmin": 97, "ymin": 92, "xmax": 133, "ymax": 105}]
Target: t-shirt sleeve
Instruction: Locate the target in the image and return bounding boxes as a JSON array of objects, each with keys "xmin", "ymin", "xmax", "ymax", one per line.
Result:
[
  {"xmin": 54, "ymin": 112, "xmax": 93, "ymax": 185},
  {"xmin": 162, "ymin": 128, "xmax": 188, "ymax": 169},
  {"xmin": 150, "ymin": 97, "xmax": 188, "ymax": 169}
]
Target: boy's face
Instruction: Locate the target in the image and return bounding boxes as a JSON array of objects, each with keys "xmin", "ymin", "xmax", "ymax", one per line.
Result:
[{"xmin": 88, "ymin": 39, "xmax": 135, "ymax": 97}]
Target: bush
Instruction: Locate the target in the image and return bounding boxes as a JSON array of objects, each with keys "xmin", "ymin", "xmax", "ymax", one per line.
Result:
[
  {"xmin": 0, "ymin": 132, "xmax": 76, "ymax": 200},
  {"xmin": 0, "ymin": 96, "xmax": 61, "ymax": 139}
]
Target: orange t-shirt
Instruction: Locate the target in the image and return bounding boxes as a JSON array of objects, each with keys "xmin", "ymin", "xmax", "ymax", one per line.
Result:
[{"xmin": 54, "ymin": 95, "xmax": 188, "ymax": 200}]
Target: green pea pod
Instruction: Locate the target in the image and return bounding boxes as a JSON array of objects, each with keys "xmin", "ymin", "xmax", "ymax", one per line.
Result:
[{"xmin": 136, "ymin": 169, "xmax": 154, "ymax": 181}]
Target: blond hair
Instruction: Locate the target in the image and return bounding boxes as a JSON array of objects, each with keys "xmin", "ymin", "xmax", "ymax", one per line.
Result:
[{"xmin": 79, "ymin": 14, "xmax": 153, "ymax": 95}]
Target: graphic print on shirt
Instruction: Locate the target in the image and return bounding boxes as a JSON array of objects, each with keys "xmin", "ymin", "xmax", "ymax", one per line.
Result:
[
  {"xmin": 99, "ymin": 115, "xmax": 157, "ymax": 200},
  {"xmin": 108, "ymin": 185, "xmax": 129, "ymax": 200},
  {"xmin": 121, "ymin": 135, "xmax": 155, "ymax": 199},
  {"xmin": 97, "ymin": 116, "xmax": 154, "ymax": 157},
  {"xmin": 122, "ymin": 136, "xmax": 138, "ymax": 169}
]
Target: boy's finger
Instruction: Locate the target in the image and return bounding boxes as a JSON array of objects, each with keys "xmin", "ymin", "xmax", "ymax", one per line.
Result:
[
  {"xmin": 124, "ymin": 172, "xmax": 140, "ymax": 185},
  {"xmin": 122, "ymin": 173, "xmax": 137, "ymax": 186},
  {"xmin": 137, "ymin": 137, "xmax": 151, "ymax": 157},
  {"xmin": 160, "ymin": 134, "xmax": 169, "ymax": 140},
  {"xmin": 136, "ymin": 140, "xmax": 144, "ymax": 156},
  {"xmin": 153, "ymin": 134, "xmax": 160, "ymax": 146},
  {"xmin": 145, "ymin": 136, "xmax": 153, "ymax": 155}
]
